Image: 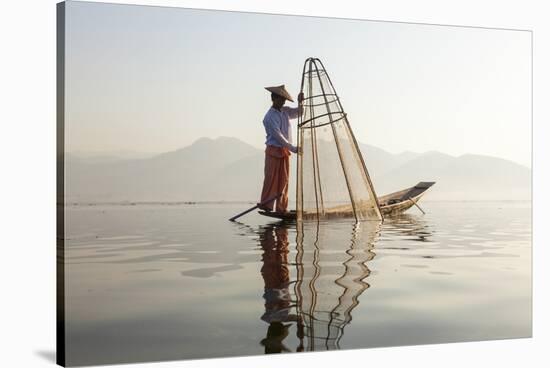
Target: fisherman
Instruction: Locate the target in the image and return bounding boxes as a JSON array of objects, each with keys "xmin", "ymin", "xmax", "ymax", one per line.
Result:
[{"xmin": 259, "ymin": 85, "xmax": 304, "ymax": 213}]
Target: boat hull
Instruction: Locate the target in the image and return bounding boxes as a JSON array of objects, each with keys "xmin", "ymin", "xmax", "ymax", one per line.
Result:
[{"xmin": 259, "ymin": 182, "xmax": 435, "ymax": 221}]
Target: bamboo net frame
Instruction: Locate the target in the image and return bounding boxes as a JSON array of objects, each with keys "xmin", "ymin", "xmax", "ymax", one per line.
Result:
[{"xmin": 296, "ymin": 58, "xmax": 383, "ymax": 222}]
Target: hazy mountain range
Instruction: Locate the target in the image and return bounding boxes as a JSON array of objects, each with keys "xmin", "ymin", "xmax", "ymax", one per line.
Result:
[{"xmin": 65, "ymin": 136, "xmax": 531, "ymax": 202}]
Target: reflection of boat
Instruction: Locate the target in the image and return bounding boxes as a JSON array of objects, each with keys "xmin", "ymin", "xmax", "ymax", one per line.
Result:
[
  {"xmin": 259, "ymin": 182, "xmax": 435, "ymax": 221},
  {"xmin": 382, "ymin": 213, "xmax": 434, "ymax": 242}
]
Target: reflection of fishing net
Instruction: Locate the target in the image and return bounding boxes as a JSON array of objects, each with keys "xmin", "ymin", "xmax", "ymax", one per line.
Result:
[
  {"xmin": 294, "ymin": 221, "xmax": 379, "ymax": 351},
  {"xmin": 296, "ymin": 58, "xmax": 382, "ymax": 221}
]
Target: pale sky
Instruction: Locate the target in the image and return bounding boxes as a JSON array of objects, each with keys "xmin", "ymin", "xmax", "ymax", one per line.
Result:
[{"xmin": 65, "ymin": 1, "xmax": 532, "ymax": 167}]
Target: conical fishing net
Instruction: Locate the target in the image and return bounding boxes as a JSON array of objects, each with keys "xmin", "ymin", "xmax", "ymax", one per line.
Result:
[{"xmin": 296, "ymin": 58, "xmax": 382, "ymax": 221}]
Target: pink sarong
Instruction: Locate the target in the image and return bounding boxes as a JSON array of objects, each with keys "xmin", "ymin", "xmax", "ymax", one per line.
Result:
[{"xmin": 260, "ymin": 145, "xmax": 290, "ymax": 212}]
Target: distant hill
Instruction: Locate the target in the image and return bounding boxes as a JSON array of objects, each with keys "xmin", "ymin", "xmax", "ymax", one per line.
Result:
[
  {"xmin": 357, "ymin": 143, "xmax": 421, "ymax": 178},
  {"xmin": 66, "ymin": 150, "xmax": 158, "ymax": 163},
  {"xmin": 65, "ymin": 137, "xmax": 531, "ymax": 202},
  {"xmin": 372, "ymin": 151, "xmax": 530, "ymax": 200},
  {"xmin": 66, "ymin": 137, "xmax": 263, "ymax": 202}
]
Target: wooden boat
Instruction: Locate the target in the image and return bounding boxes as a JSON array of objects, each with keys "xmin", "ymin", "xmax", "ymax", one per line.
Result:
[{"xmin": 258, "ymin": 182, "xmax": 435, "ymax": 221}]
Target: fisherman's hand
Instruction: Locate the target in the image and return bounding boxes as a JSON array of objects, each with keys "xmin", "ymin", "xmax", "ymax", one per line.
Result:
[
  {"xmin": 290, "ymin": 145, "xmax": 298, "ymax": 154},
  {"xmin": 297, "ymin": 92, "xmax": 304, "ymax": 104}
]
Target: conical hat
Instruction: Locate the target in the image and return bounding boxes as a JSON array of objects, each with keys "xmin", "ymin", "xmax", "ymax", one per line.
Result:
[{"xmin": 265, "ymin": 85, "xmax": 294, "ymax": 102}]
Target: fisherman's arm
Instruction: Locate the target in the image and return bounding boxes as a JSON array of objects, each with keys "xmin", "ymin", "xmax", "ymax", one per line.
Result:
[
  {"xmin": 282, "ymin": 93, "xmax": 305, "ymax": 120},
  {"xmin": 264, "ymin": 117, "xmax": 298, "ymax": 153}
]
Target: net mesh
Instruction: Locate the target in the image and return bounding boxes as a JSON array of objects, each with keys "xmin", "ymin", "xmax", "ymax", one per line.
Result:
[{"xmin": 296, "ymin": 58, "xmax": 382, "ymax": 221}]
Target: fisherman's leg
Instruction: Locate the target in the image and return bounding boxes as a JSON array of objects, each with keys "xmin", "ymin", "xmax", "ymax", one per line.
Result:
[
  {"xmin": 260, "ymin": 153, "xmax": 280, "ymax": 211},
  {"xmin": 275, "ymin": 155, "xmax": 290, "ymax": 212}
]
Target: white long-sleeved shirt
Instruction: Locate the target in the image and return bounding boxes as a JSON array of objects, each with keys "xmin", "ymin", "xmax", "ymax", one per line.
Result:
[{"xmin": 262, "ymin": 106, "xmax": 300, "ymax": 153}]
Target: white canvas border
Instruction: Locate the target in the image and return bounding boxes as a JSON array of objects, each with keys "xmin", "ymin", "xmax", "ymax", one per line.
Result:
[{"xmin": 1, "ymin": 1, "xmax": 547, "ymax": 367}]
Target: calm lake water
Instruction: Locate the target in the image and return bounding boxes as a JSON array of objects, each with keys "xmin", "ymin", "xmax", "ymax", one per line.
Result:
[{"xmin": 63, "ymin": 201, "xmax": 531, "ymax": 366}]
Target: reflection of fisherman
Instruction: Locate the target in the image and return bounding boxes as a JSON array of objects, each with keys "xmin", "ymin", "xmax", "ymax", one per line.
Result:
[
  {"xmin": 259, "ymin": 85, "xmax": 304, "ymax": 213},
  {"xmin": 258, "ymin": 225, "xmax": 303, "ymax": 353},
  {"xmin": 261, "ymin": 322, "xmax": 291, "ymax": 354}
]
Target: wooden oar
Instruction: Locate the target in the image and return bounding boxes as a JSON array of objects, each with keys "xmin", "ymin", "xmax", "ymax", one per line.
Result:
[
  {"xmin": 408, "ymin": 196, "xmax": 426, "ymax": 215},
  {"xmin": 228, "ymin": 193, "xmax": 282, "ymax": 222}
]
